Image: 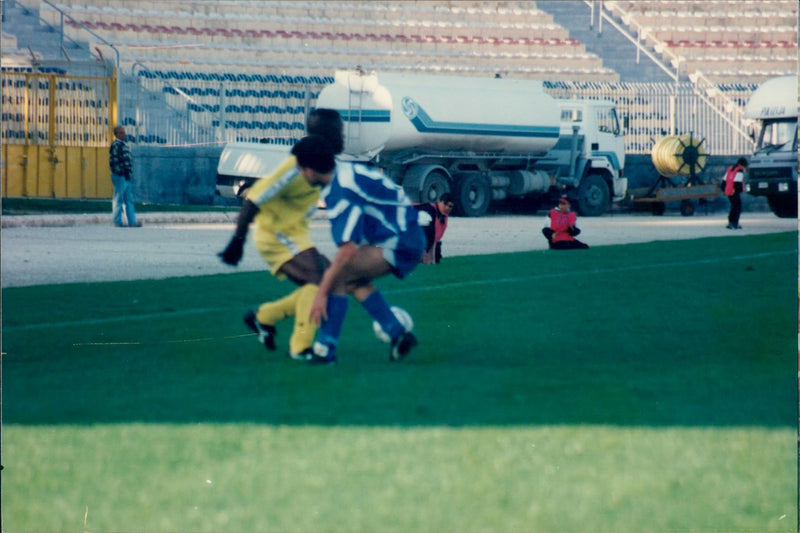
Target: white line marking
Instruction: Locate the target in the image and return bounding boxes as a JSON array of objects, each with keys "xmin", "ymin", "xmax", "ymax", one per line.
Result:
[
  {"xmin": 384, "ymin": 249, "xmax": 798, "ymax": 294},
  {"xmin": 4, "ymin": 249, "xmax": 795, "ymax": 334},
  {"xmin": 72, "ymin": 333, "xmax": 252, "ymax": 347}
]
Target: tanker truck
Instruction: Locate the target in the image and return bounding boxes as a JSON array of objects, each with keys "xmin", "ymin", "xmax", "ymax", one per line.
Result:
[
  {"xmin": 743, "ymin": 75, "xmax": 797, "ymax": 218},
  {"xmin": 314, "ymin": 70, "xmax": 626, "ymax": 216},
  {"xmin": 216, "ymin": 70, "xmax": 627, "ymax": 216}
]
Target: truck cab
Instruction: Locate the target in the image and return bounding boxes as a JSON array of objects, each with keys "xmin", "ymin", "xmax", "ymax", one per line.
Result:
[
  {"xmin": 743, "ymin": 76, "xmax": 797, "ymax": 218},
  {"xmin": 534, "ymin": 99, "xmax": 627, "ymax": 216},
  {"xmin": 216, "ymin": 142, "xmax": 290, "ymax": 199}
]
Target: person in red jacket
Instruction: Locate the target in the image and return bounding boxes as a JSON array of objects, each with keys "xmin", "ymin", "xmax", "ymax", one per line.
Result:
[
  {"xmin": 542, "ymin": 196, "xmax": 589, "ymax": 249},
  {"xmin": 415, "ymin": 193, "xmax": 454, "ymax": 264},
  {"xmin": 723, "ymin": 157, "xmax": 747, "ymax": 229}
]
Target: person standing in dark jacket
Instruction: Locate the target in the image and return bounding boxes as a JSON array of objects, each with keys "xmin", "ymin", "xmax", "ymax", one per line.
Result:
[
  {"xmin": 109, "ymin": 125, "xmax": 140, "ymax": 227},
  {"xmin": 723, "ymin": 157, "xmax": 747, "ymax": 229}
]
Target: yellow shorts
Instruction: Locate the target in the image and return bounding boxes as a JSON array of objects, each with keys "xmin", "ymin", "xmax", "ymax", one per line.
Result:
[{"xmin": 254, "ymin": 229, "xmax": 315, "ymax": 278}]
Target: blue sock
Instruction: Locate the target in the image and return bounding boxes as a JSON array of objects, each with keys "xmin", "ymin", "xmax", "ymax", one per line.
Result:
[
  {"xmin": 361, "ymin": 291, "xmax": 404, "ymax": 340},
  {"xmin": 316, "ymin": 294, "xmax": 348, "ymax": 353}
]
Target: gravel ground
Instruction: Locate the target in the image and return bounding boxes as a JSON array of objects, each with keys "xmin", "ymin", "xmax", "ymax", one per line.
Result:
[{"xmin": 1, "ymin": 211, "xmax": 796, "ymax": 288}]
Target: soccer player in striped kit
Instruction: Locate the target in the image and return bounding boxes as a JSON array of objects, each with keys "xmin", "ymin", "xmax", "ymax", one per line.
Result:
[{"xmin": 289, "ymin": 135, "xmax": 425, "ymax": 365}]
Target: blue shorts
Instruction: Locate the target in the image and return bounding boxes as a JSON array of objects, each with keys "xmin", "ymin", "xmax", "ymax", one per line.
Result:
[{"xmin": 382, "ymin": 226, "xmax": 425, "ymax": 278}]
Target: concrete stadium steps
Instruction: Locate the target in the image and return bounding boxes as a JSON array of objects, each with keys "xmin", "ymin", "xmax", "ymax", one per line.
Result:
[
  {"xmin": 122, "ymin": 55, "xmax": 619, "ymax": 84},
  {"xmin": 655, "ymin": 39, "xmax": 797, "ymax": 59},
  {"xmin": 692, "ymin": 68, "xmax": 797, "ymax": 86},
  {"xmin": 99, "ymin": 39, "xmax": 606, "ymax": 73},
  {"xmin": 42, "ymin": 2, "xmax": 570, "ymax": 41},
  {"xmin": 604, "ymin": 0, "xmax": 797, "ymax": 82},
  {"xmin": 39, "ymin": 0, "xmax": 614, "ymax": 83},
  {"xmin": 1, "ymin": 0, "xmax": 787, "ymax": 151}
]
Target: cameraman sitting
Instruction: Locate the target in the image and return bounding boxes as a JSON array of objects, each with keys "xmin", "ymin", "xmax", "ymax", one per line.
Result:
[{"xmin": 542, "ymin": 196, "xmax": 589, "ymax": 250}]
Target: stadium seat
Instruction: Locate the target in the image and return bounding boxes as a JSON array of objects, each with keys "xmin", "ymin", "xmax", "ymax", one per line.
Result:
[{"xmin": 40, "ymin": 0, "xmax": 791, "ymax": 146}]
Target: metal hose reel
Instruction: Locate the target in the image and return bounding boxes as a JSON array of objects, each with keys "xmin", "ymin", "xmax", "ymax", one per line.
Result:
[
  {"xmin": 651, "ymin": 133, "xmax": 709, "ymax": 178},
  {"xmin": 629, "ymin": 132, "xmax": 717, "ymax": 216}
]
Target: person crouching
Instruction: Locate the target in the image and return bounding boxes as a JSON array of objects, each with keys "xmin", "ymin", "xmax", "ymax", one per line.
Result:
[{"xmin": 542, "ymin": 196, "xmax": 589, "ymax": 250}]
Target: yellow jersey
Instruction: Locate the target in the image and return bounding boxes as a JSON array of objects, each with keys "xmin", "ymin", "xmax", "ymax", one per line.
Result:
[{"xmin": 245, "ymin": 155, "xmax": 321, "ymax": 273}]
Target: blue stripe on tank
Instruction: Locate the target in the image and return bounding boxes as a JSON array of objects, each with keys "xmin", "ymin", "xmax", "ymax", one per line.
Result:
[{"xmin": 334, "ymin": 97, "xmax": 559, "ymax": 139}]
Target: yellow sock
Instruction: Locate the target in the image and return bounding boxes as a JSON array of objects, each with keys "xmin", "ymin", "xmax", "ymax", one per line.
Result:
[
  {"xmin": 256, "ymin": 289, "xmax": 300, "ymax": 325},
  {"xmin": 289, "ymin": 284, "xmax": 319, "ymax": 355}
]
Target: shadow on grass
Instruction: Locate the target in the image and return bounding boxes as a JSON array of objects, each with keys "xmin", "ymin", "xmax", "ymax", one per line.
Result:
[{"xmin": 3, "ymin": 234, "xmax": 797, "ymax": 428}]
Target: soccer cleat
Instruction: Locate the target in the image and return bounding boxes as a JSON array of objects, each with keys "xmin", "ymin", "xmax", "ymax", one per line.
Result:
[
  {"xmin": 243, "ymin": 310, "xmax": 277, "ymax": 350},
  {"xmin": 307, "ymin": 353, "xmax": 337, "ymax": 365},
  {"xmin": 307, "ymin": 342, "xmax": 337, "ymax": 366},
  {"xmin": 288, "ymin": 348, "xmax": 313, "ymax": 361},
  {"xmin": 390, "ymin": 331, "xmax": 418, "ymax": 362}
]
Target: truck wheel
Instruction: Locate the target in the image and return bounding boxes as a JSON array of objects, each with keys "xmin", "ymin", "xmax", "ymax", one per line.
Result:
[
  {"xmin": 576, "ymin": 174, "xmax": 610, "ymax": 217},
  {"xmin": 420, "ymin": 171, "xmax": 450, "ymax": 203},
  {"xmin": 651, "ymin": 202, "xmax": 666, "ymax": 216},
  {"xmin": 679, "ymin": 199, "xmax": 695, "ymax": 216},
  {"xmin": 767, "ymin": 195, "xmax": 798, "ymax": 218},
  {"xmin": 453, "ymin": 173, "xmax": 491, "ymax": 217}
]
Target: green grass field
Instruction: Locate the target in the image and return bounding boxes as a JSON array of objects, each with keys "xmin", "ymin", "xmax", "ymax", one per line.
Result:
[{"xmin": 2, "ymin": 232, "xmax": 797, "ymax": 532}]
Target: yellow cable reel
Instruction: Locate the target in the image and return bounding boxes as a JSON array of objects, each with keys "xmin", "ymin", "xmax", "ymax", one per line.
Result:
[{"xmin": 651, "ymin": 133, "xmax": 708, "ymax": 177}]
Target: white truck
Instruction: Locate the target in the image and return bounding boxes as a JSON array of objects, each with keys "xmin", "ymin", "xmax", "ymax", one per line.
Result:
[
  {"xmin": 316, "ymin": 70, "xmax": 626, "ymax": 217},
  {"xmin": 216, "ymin": 141, "xmax": 293, "ymax": 199},
  {"xmin": 743, "ymin": 75, "xmax": 798, "ymax": 218},
  {"xmin": 217, "ymin": 70, "xmax": 627, "ymax": 216}
]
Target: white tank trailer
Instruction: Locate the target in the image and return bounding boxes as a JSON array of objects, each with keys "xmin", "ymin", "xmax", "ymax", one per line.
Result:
[
  {"xmin": 316, "ymin": 70, "xmax": 627, "ymax": 216},
  {"xmin": 743, "ymin": 75, "xmax": 797, "ymax": 218}
]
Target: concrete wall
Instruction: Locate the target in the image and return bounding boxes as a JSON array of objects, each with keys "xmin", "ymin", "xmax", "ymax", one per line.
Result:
[
  {"xmin": 131, "ymin": 145, "xmax": 233, "ymax": 206},
  {"xmin": 130, "ymin": 146, "xmax": 767, "ymax": 212}
]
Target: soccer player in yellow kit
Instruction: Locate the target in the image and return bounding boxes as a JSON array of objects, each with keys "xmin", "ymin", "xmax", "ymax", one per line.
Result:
[{"xmin": 218, "ymin": 109, "xmax": 343, "ymax": 360}]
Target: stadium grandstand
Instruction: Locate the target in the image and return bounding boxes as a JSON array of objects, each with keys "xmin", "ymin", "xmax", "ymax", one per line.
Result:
[{"xmin": 1, "ymin": 0, "xmax": 796, "ymax": 199}]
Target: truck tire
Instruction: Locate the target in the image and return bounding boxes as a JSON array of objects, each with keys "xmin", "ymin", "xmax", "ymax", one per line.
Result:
[
  {"xmin": 576, "ymin": 174, "xmax": 610, "ymax": 217},
  {"xmin": 767, "ymin": 195, "xmax": 797, "ymax": 218},
  {"xmin": 453, "ymin": 173, "xmax": 491, "ymax": 217},
  {"xmin": 420, "ymin": 170, "xmax": 450, "ymax": 203}
]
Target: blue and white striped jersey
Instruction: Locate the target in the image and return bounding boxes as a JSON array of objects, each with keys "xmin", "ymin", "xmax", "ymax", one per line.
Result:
[{"xmin": 322, "ymin": 162, "xmax": 422, "ymax": 252}]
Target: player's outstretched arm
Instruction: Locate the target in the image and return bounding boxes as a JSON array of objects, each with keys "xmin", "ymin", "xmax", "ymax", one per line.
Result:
[{"xmin": 218, "ymin": 199, "xmax": 258, "ymax": 266}]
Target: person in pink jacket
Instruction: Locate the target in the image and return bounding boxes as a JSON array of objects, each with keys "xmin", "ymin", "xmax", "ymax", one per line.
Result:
[{"xmin": 542, "ymin": 196, "xmax": 589, "ymax": 250}]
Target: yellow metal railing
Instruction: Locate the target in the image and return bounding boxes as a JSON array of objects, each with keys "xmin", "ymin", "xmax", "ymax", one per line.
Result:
[{"xmin": 1, "ymin": 69, "xmax": 118, "ymax": 198}]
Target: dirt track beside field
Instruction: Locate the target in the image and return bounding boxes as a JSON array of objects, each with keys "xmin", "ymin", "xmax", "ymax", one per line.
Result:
[{"xmin": 1, "ymin": 211, "xmax": 796, "ymax": 288}]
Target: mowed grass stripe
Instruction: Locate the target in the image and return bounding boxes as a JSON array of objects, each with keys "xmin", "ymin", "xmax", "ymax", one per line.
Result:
[
  {"xmin": 3, "ymin": 244, "xmax": 794, "ymax": 332},
  {"xmin": 2, "ymin": 233, "xmax": 796, "ymax": 531},
  {"xmin": 2, "ymin": 424, "xmax": 795, "ymax": 532}
]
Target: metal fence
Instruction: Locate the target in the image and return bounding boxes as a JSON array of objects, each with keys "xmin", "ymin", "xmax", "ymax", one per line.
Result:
[
  {"xmin": 1, "ymin": 70, "xmax": 114, "ymax": 146},
  {"xmin": 1, "ymin": 69, "xmax": 118, "ymax": 198},
  {"xmin": 542, "ymin": 80, "xmax": 757, "ymax": 156},
  {"xmin": 118, "ymin": 72, "xmax": 757, "ymax": 156},
  {"xmin": 120, "ymin": 69, "xmax": 330, "ymax": 147},
  {"xmin": 2, "ymin": 66, "xmax": 757, "ymax": 156}
]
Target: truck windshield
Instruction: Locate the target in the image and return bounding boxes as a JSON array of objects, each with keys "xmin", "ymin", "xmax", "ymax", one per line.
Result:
[
  {"xmin": 597, "ymin": 107, "xmax": 620, "ymax": 136},
  {"xmin": 757, "ymin": 119, "xmax": 797, "ymax": 153}
]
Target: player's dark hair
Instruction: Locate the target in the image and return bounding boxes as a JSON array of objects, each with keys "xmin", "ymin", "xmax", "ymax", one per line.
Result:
[
  {"xmin": 735, "ymin": 157, "xmax": 748, "ymax": 168},
  {"xmin": 438, "ymin": 192, "xmax": 453, "ymax": 205},
  {"xmin": 291, "ymin": 134, "xmax": 336, "ymax": 174},
  {"xmin": 307, "ymin": 108, "xmax": 344, "ymax": 155}
]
